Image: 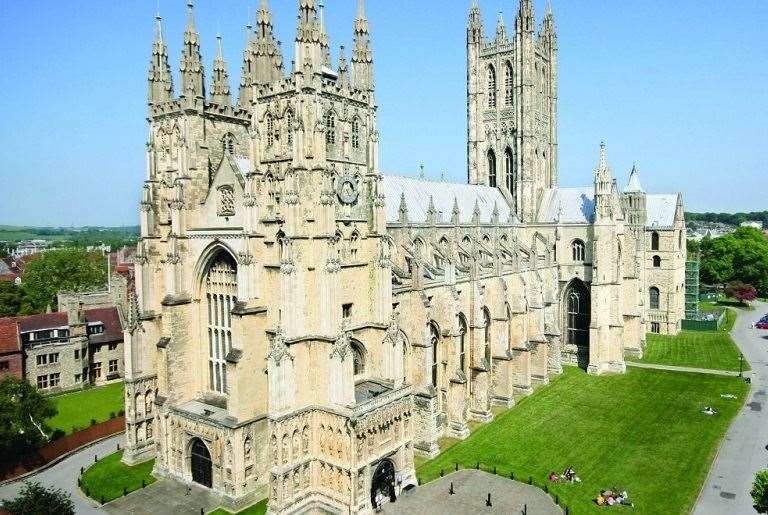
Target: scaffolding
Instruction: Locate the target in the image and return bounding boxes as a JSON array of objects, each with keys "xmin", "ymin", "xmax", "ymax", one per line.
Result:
[{"xmin": 685, "ymin": 254, "xmax": 700, "ymax": 319}]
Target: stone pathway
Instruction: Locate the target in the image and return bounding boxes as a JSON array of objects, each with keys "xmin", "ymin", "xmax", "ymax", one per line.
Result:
[
  {"xmin": 104, "ymin": 479, "xmax": 225, "ymax": 515},
  {"xmin": 694, "ymin": 302, "xmax": 768, "ymax": 515},
  {"xmin": 382, "ymin": 470, "xmax": 562, "ymax": 515},
  {"xmin": 0, "ymin": 434, "xmax": 123, "ymax": 515},
  {"xmin": 626, "ymin": 361, "xmax": 745, "ymax": 377}
]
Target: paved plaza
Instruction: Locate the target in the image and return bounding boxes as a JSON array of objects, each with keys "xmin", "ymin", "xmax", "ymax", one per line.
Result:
[
  {"xmin": 383, "ymin": 470, "xmax": 562, "ymax": 515},
  {"xmin": 104, "ymin": 479, "xmax": 225, "ymax": 515}
]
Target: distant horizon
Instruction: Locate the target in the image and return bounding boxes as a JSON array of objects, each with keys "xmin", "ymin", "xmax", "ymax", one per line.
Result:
[{"xmin": 1, "ymin": 0, "xmax": 766, "ymax": 225}]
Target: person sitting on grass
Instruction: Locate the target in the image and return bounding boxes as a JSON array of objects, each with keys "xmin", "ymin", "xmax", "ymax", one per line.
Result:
[
  {"xmin": 563, "ymin": 466, "xmax": 581, "ymax": 483},
  {"xmin": 548, "ymin": 471, "xmax": 559, "ymax": 482}
]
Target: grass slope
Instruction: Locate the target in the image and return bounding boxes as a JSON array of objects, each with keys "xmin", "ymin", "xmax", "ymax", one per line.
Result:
[
  {"xmin": 81, "ymin": 450, "xmax": 155, "ymax": 503},
  {"xmin": 633, "ymin": 330, "xmax": 748, "ymax": 372},
  {"xmin": 208, "ymin": 499, "xmax": 268, "ymax": 515},
  {"xmin": 416, "ymin": 367, "xmax": 747, "ymax": 515},
  {"xmin": 48, "ymin": 382, "xmax": 124, "ymax": 434}
]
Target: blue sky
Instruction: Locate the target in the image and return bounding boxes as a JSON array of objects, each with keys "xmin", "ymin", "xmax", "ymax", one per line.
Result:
[{"xmin": 0, "ymin": 0, "xmax": 766, "ymax": 226}]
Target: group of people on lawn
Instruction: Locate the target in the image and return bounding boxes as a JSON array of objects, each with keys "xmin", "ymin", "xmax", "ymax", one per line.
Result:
[{"xmin": 547, "ymin": 466, "xmax": 634, "ymax": 508}]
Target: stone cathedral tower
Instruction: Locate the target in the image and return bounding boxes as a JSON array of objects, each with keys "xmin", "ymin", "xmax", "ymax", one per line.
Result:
[
  {"xmin": 467, "ymin": 0, "xmax": 557, "ymax": 222},
  {"xmin": 125, "ymin": 1, "xmax": 415, "ymax": 513}
]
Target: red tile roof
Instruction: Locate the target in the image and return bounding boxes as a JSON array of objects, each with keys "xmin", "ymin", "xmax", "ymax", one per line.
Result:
[
  {"xmin": 84, "ymin": 307, "xmax": 124, "ymax": 344},
  {"xmin": 0, "ymin": 273, "xmax": 19, "ymax": 282},
  {"xmin": 0, "ymin": 318, "xmax": 21, "ymax": 354},
  {"xmin": 16, "ymin": 312, "xmax": 69, "ymax": 333}
]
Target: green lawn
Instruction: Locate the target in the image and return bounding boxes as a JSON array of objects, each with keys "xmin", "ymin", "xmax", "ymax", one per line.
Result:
[
  {"xmin": 48, "ymin": 382, "xmax": 125, "ymax": 434},
  {"xmin": 208, "ymin": 499, "xmax": 268, "ymax": 515},
  {"xmin": 81, "ymin": 450, "xmax": 156, "ymax": 504},
  {"xmin": 630, "ymin": 329, "xmax": 748, "ymax": 372},
  {"xmin": 416, "ymin": 367, "xmax": 748, "ymax": 515}
]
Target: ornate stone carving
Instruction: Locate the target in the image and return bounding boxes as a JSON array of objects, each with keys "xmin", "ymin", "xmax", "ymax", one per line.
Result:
[{"xmin": 217, "ymin": 185, "xmax": 236, "ymax": 217}]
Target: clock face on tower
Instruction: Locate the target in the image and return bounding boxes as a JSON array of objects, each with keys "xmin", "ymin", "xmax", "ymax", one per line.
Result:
[{"xmin": 335, "ymin": 173, "xmax": 360, "ymax": 205}]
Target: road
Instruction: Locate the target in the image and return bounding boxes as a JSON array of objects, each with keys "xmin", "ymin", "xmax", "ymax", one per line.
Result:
[
  {"xmin": 0, "ymin": 434, "xmax": 122, "ymax": 515},
  {"xmin": 694, "ymin": 301, "xmax": 768, "ymax": 515}
]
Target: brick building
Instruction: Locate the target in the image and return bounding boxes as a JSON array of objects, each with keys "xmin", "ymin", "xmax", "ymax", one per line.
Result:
[{"xmin": 0, "ymin": 318, "xmax": 23, "ymax": 380}]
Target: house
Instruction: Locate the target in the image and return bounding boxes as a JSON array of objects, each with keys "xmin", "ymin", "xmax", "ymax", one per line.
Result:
[{"xmin": 0, "ymin": 318, "xmax": 23, "ymax": 380}]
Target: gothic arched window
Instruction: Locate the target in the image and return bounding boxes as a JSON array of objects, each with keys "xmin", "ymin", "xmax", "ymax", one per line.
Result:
[
  {"xmin": 487, "ymin": 149, "xmax": 497, "ymax": 188},
  {"xmin": 325, "ymin": 112, "xmax": 336, "ymax": 146},
  {"xmin": 651, "ymin": 232, "xmax": 660, "ymax": 251},
  {"xmin": 483, "ymin": 307, "xmax": 492, "ymax": 366},
  {"xmin": 504, "ymin": 62, "xmax": 513, "ymax": 106},
  {"xmin": 351, "ymin": 118, "xmax": 360, "ymax": 150},
  {"xmin": 205, "ymin": 250, "xmax": 238, "ymax": 394},
  {"xmin": 285, "ymin": 110, "xmax": 294, "ymax": 148},
  {"xmin": 351, "ymin": 341, "xmax": 365, "ymax": 378},
  {"xmin": 266, "ymin": 114, "xmax": 274, "ymax": 147},
  {"xmin": 223, "ymin": 133, "xmax": 235, "ymax": 155},
  {"xmin": 504, "ymin": 147, "xmax": 514, "ymax": 196},
  {"xmin": 429, "ymin": 322, "xmax": 440, "ymax": 387},
  {"xmin": 572, "ymin": 239, "xmax": 586, "ymax": 262},
  {"xmin": 653, "ymin": 255, "xmax": 661, "ymax": 268},
  {"xmin": 487, "ymin": 65, "xmax": 497, "ymax": 108},
  {"xmin": 649, "ymin": 287, "xmax": 660, "ymax": 310},
  {"xmin": 458, "ymin": 314, "xmax": 467, "ymax": 371}
]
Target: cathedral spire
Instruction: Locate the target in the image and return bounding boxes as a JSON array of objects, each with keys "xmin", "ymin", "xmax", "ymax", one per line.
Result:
[
  {"xmin": 467, "ymin": 1, "xmax": 484, "ymax": 44},
  {"xmin": 180, "ymin": 1, "xmax": 205, "ymax": 102},
  {"xmin": 237, "ymin": 23, "xmax": 255, "ymax": 109},
  {"xmin": 148, "ymin": 13, "xmax": 174, "ymax": 105},
  {"xmin": 594, "ymin": 142, "xmax": 615, "ymax": 221},
  {"xmin": 338, "ymin": 45, "xmax": 349, "ymax": 87},
  {"xmin": 210, "ymin": 35, "xmax": 232, "ymax": 107},
  {"xmin": 516, "ymin": 0, "xmax": 535, "ymax": 34},
  {"xmin": 624, "ymin": 164, "xmax": 645, "ymax": 193},
  {"xmin": 318, "ymin": 0, "xmax": 332, "ymax": 67},
  {"xmin": 249, "ymin": 0, "xmax": 284, "ymax": 87},
  {"xmin": 295, "ymin": 0, "xmax": 323, "ymax": 75},
  {"xmin": 352, "ymin": 0, "xmax": 375, "ymax": 91},
  {"xmin": 496, "ymin": 11, "xmax": 507, "ymax": 41}
]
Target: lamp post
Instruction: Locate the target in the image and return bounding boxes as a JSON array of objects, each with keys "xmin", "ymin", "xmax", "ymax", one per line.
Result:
[{"xmin": 739, "ymin": 353, "xmax": 744, "ymax": 378}]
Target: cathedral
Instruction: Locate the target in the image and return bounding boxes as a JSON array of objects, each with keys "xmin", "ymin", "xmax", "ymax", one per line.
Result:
[{"xmin": 122, "ymin": 1, "xmax": 687, "ymax": 513}]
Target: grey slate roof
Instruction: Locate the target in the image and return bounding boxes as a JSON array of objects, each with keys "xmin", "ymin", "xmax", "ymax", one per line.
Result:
[
  {"xmin": 646, "ymin": 194, "xmax": 679, "ymax": 228},
  {"xmin": 536, "ymin": 187, "xmax": 595, "ymax": 224},
  {"xmin": 382, "ymin": 175, "xmax": 511, "ymax": 224}
]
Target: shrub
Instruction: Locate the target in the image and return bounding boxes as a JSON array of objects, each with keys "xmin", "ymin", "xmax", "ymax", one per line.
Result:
[
  {"xmin": 752, "ymin": 470, "xmax": 768, "ymax": 513},
  {"xmin": 109, "ymin": 411, "xmax": 116, "ymax": 419},
  {"xmin": 90, "ymin": 418, "xmax": 97, "ymax": 426},
  {"xmin": 118, "ymin": 408, "xmax": 125, "ymax": 416},
  {"xmin": 50, "ymin": 429, "xmax": 66, "ymax": 441},
  {"xmin": 1, "ymin": 481, "xmax": 75, "ymax": 515}
]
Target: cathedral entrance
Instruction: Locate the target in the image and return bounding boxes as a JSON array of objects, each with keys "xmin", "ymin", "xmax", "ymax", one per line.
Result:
[
  {"xmin": 564, "ymin": 280, "xmax": 591, "ymax": 369},
  {"xmin": 370, "ymin": 459, "xmax": 396, "ymax": 509},
  {"xmin": 190, "ymin": 438, "xmax": 212, "ymax": 488}
]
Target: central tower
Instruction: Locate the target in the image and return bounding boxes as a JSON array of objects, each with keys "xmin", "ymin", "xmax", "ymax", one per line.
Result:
[{"xmin": 467, "ymin": 0, "xmax": 558, "ymax": 222}]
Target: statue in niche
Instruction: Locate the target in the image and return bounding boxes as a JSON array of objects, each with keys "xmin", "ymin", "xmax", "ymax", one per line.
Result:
[
  {"xmin": 302, "ymin": 426, "xmax": 310, "ymax": 456},
  {"xmin": 218, "ymin": 185, "xmax": 235, "ymax": 217}
]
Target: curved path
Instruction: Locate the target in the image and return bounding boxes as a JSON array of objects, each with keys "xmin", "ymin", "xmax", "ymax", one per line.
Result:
[
  {"xmin": 0, "ymin": 434, "xmax": 122, "ymax": 514},
  {"xmin": 694, "ymin": 302, "xmax": 768, "ymax": 515}
]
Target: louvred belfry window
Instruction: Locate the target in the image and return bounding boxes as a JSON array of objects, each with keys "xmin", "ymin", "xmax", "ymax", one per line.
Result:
[{"xmin": 206, "ymin": 252, "xmax": 238, "ymax": 394}]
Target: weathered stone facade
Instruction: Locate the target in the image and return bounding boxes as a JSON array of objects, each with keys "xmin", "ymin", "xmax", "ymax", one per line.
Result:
[{"xmin": 124, "ymin": 1, "xmax": 686, "ymax": 513}]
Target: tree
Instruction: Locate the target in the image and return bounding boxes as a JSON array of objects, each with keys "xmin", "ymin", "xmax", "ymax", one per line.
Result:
[
  {"xmin": 0, "ymin": 377, "xmax": 57, "ymax": 469},
  {"xmin": 1, "ymin": 482, "xmax": 74, "ymax": 515},
  {"xmin": 725, "ymin": 281, "xmax": 758, "ymax": 304},
  {"xmin": 0, "ymin": 281, "xmax": 24, "ymax": 317},
  {"xmin": 700, "ymin": 228, "xmax": 768, "ymax": 296},
  {"xmin": 20, "ymin": 248, "xmax": 106, "ymax": 313},
  {"xmin": 752, "ymin": 470, "xmax": 768, "ymax": 513}
]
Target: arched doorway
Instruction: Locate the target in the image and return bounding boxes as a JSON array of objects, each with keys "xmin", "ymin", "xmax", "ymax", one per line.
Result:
[
  {"xmin": 564, "ymin": 280, "xmax": 591, "ymax": 369},
  {"xmin": 370, "ymin": 459, "xmax": 396, "ymax": 509},
  {"xmin": 190, "ymin": 438, "xmax": 213, "ymax": 488}
]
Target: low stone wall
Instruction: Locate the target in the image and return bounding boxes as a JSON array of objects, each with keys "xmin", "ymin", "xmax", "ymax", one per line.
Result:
[{"xmin": 1, "ymin": 416, "xmax": 125, "ymax": 481}]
